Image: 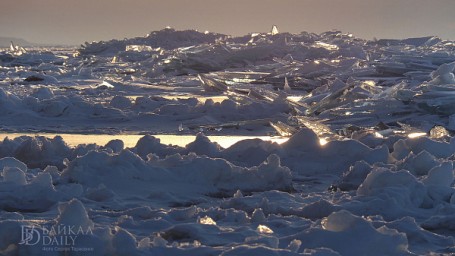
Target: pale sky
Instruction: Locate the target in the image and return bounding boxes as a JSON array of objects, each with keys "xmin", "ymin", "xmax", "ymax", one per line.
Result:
[{"xmin": 1, "ymin": 0, "xmax": 454, "ymax": 45}]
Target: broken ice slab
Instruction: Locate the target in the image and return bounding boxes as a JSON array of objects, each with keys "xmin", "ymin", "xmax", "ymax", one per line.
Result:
[
  {"xmin": 9, "ymin": 41, "xmax": 27, "ymax": 56},
  {"xmin": 248, "ymin": 88, "xmax": 269, "ymax": 101},
  {"xmin": 188, "ymin": 118, "xmax": 274, "ymax": 131},
  {"xmin": 375, "ymin": 62, "xmax": 417, "ymax": 76},
  {"xmin": 270, "ymin": 25, "xmax": 279, "ymax": 36},
  {"xmin": 197, "ymin": 74, "xmax": 228, "ymax": 93},
  {"xmin": 210, "ymin": 71, "xmax": 269, "ymax": 83},
  {"xmin": 415, "ymin": 98, "xmax": 455, "ymax": 115},
  {"xmin": 305, "ymin": 79, "xmax": 355, "ymax": 115},
  {"xmin": 247, "ymin": 87, "xmax": 286, "ymax": 102},
  {"xmin": 375, "ymin": 36, "xmax": 442, "ymax": 47},
  {"xmin": 125, "ymin": 45, "xmax": 154, "ymax": 52},
  {"xmin": 406, "ymin": 62, "xmax": 439, "ymax": 70},
  {"xmin": 295, "ymin": 116, "xmax": 342, "ymax": 141},
  {"xmin": 412, "ymin": 88, "xmax": 455, "ymax": 115},
  {"xmin": 2, "ymin": 51, "xmax": 65, "ymax": 67},
  {"xmin": 251, "ymin": 76, "xmax": 321, "ymax": 91},
  {"xmin": 269, "ymin": 121, "xmax": 297, "ymax": 137},
  {"xmin": 427, "ymin": 61, "xmax": 455, "ymax": 85},
  {"xmin": 429, "ymin": 125, "xmax": 450, "ymax": 139},
  {"xmin": 404, "ymin": 71, "xmax": 431, "ymax": 81}
]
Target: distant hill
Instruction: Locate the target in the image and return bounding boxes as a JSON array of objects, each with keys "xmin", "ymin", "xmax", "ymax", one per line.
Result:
[{"xmin": 0, "ymin": 37, "xmax": 36, "ymax": 48}]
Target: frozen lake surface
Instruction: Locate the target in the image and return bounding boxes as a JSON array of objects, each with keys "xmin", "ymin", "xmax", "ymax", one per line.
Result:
[{"xmin": 1, "ymin": 28, "xmax": 455, "ymax": 255}]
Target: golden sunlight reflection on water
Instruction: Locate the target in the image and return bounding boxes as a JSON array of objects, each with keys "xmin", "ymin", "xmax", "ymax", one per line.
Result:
[
  {"xmin": 127, "ymin": 95, "xmax": 304, "ymax": 104},
  {"xmin": 0, "ymin": 133, "xmax": 289, "ymax": 148},
  {"xmin": 126, "ymin": 95, "xmax": 228, "ymax": 104}
]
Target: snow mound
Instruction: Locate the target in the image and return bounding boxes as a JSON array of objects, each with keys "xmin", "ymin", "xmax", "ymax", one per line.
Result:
[
  {"xmin": 110, "ymin": 95, "xmax": 132, "ymax": 109},
  {"xmin": 337, "ymin": 160, "xmax": 372, "ymax": 191},
  {"xmin": 0, "ymin": 160, "xmax": 80, "ymax": 212},
  {"xmin": 291, "ymin": 210, "xmax": 409, "ymax": 255},
  {"xmin": 422, "ymin": 161, "xmax": 454, "ymax": 187},
  {"xmin": 279, "ymin": 129, "xmax": 389, "ymax": 175},
  {"xmin": 0, "ymin": 157, "xmax": 27, "ymax": 172},
  {"xmin": 62, "ymin": 149, "xmax": 292, "ymax": 200},
  {"xmin": 357, "ymin": 168, "xmax": 427, "ymax": 207},
  {"xmin": 56, "ymin": 198, "xmax": 94, "ymax": 230},
  {"xmin": 133, "ymin": 135, "xmax": 180, "ymax": 159},
  {"xmin": 7, "ymin": 136, "xmax": 72, "ymax": 169},
  {"xmin": 185, "ymin": 133, "xmax": 222, "ymax": 157}
]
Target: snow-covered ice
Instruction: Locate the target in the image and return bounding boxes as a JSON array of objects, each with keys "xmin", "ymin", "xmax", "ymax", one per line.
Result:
[{"xmin": 1, "ymin": 28, "xmax": 455, "ymax": 255}]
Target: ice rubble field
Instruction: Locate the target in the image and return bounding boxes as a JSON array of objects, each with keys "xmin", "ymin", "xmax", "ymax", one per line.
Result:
[{"xmin": 1, "ymin": 29, "xmax": 455, "ymax": 255}]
